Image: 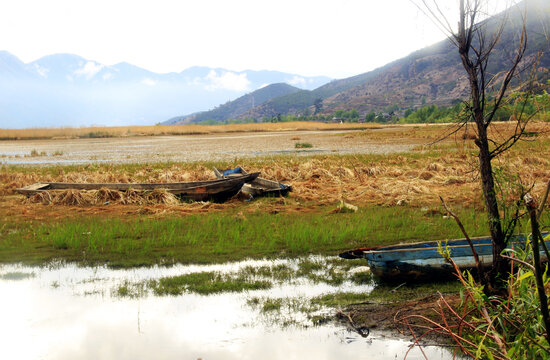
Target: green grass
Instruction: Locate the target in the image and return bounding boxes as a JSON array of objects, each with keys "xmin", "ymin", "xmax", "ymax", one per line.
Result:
[
  {"xmin": 0, "ymin": 271, "xmax": 35, "ymax": 280},
  {"xmin": 295, "ymin": 142, "xmax": 313, "ymax": 149},
  {"xmin": 150, "ymin": 272, "xmax": 271, "ymax": 295},
  {"xmin": 0, "ymin": 205, "xmax": 489, "ymax": 267}
]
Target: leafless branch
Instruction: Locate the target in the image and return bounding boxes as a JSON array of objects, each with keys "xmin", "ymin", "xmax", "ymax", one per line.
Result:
[
  {"xmin": 439, "ymin": 196, "xmax": 484, "ymax": 277},
  {"xmin": 538, "ymin": 180, "xmax": 550, "ymax": 221}
]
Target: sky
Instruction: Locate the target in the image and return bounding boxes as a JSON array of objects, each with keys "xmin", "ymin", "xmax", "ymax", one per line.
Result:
[{"xmin": 0, "ymin": 0, "xmax": 509, "ymax": 79}]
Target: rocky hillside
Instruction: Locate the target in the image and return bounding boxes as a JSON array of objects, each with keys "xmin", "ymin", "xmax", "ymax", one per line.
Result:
[
  {"xmin": 164, "ymin": 83, "xmax": 301, "ymax": 124},
  {"xmin": 238, "ymin": 0, "xmax": 550, "ymax": 120}
]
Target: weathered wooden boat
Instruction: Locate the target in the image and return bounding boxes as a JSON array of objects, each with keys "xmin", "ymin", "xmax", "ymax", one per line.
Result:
[
  {"xmin": 340, "ymin": 232, "xmax": 550, "ymax": 282},
  {"xmin": 15, "ymin": 172, "xmax": 260, "ymax": 203},
  {"xmin": 213, "ymin": 167, "xmax": 291, "ymax": 197}
]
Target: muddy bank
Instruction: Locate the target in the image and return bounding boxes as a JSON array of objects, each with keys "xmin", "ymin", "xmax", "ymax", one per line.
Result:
[{"xmin": 340, "ymin": 294, "xmax": 461, "ymax": 343}]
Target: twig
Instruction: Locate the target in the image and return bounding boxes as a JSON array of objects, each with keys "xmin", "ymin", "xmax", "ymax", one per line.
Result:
[
  {"xmin": 525, "ymin": 192, "xmax": 550, "ymax": 346},
  {"xmin": 403, "ymin": 319, "xmax": 429, "ymax": 360},
  {"xmin": 439, "ymin": 196, "xmax": 484, "ymax": 279},
  {"xmin": 336, "ymin": 311, "xmax": 369, "ymax": 338},
  {"xmin": 538, "ymin": 179, "xmax": 550, "ymax": 221},
  {"xmin": 391, "ymin": 282, "xmax": 407, "ymax": 292},
  {"xmin": 500, "ymin": 254, "xmax": 536, "ymax": 272}
]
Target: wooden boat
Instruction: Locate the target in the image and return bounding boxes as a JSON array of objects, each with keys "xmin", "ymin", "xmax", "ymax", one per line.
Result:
[
  {"xmin": 213, "ymin": 167, "xmax": 291, "ymax": 197},
  {"xmin": 340, "ymin": 232, "xmax": 550, "ymax": 282},
  {"xmin": 15, "ymin": 172, "xmax": 260, "ymax": 203}
]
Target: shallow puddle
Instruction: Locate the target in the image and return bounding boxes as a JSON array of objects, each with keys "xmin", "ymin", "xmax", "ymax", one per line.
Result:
[{"xmin": 0, "ymin": 258, "xmax": 453, "ymax": 360}]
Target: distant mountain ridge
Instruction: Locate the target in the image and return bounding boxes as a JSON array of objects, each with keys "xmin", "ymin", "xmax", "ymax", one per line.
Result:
[
  {"xmin": 203, "ymin": 0, "xmax": 549, "ymax": 122},
  {"xmin": 0, "ymin": 52, "xmax": 331, "ymax": 128},
  {"xmin": 164, "ymin": 83, "xmax": 301, "ymax": 125}
]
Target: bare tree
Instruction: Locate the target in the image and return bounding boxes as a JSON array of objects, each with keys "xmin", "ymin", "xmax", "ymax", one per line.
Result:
[{"xmin": 414, "ymin": 0, "xmax": 540, "ymax": 287}]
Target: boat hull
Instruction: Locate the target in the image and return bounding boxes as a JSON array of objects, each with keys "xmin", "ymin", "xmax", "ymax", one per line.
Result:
[
  {"xmin": 15, "ymin": 173, "xmax": 260, "ymax": 203},
  {"xmin": 342, "ymin": 233, "xmax": 550, "ymax": 282}
]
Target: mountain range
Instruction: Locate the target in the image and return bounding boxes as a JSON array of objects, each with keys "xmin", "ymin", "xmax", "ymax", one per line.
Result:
[
  {"xmin": 0, "ymin": 53, "xmax": 330, "ymax": 128},
  {"xmin": 169, "ymin": 0, "xmax": 550, "ymax": 124},
  {"xmin": 2, "ymin": 0, "xmax": 549, "ymax": 129}
]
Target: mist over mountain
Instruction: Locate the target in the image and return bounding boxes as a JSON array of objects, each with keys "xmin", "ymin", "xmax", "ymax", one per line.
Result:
[{"xmin": 0, "ymin": 52, "xmax": 330, "ymax": 128}]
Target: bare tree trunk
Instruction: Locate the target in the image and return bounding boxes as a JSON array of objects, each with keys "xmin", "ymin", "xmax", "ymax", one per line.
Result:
[
  {"xmin": 456, "ymin": 0, "xmax": 509, "ymax": 287},
  {"xmin": 415, "ymin": 0, "xmax": 531, "ymax": 288},
  {"xmin": 477, "ymin": 127, "xmax": 507, "ymax": 285}
]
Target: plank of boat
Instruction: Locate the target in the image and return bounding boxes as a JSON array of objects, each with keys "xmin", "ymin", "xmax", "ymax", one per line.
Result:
[
  {"xmin": 341, "ymin": 232, "xmax": 550, "ymax": 282},
  {"xmin": 213, "ymin": 167, "xmax": 291, "ymax": 197},
  {"xmin": 15, "ymin": 173, "xmax": 260, "ymax": 202}
]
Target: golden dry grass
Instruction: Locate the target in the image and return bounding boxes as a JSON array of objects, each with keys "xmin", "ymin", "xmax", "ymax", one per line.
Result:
[
  {"xmin": 0, "ymin": 121, "xmax": 379, "ymax": 140},
  {"xmin": 1, "ymin": 121, "xmax": 549, "ymax": 221}
]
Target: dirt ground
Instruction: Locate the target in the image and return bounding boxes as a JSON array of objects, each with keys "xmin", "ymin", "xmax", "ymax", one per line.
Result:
[{"xmin": 0, "ymin": 129, "xmax": 415, "ymax": 165}]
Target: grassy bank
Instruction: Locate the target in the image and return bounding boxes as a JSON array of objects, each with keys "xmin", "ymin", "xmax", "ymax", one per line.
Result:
[
  {"xmin": 1, "ymin": 122, "xmax": 548, "ymax": 267},
  {"xmin": 0, "ymin": 205, "xmax": 488, "ymax": 267}
]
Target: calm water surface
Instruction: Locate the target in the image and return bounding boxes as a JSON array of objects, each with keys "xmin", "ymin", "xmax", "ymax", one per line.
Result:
[{"xmin": 0, "ymin": 259, "xmax": 452, "ymax": 360}]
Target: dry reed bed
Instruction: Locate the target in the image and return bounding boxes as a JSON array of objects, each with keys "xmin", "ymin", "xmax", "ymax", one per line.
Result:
[
  {"xmin": 2, "ymin": 122, "xmax": 549, "ymax": 212},
  {"xmin": 3, "ymin": 149, "xmax": 549, "ymax": 212},
  {"xmin": 0, "ymin": 121, "xmax": 378, "ymax": 140}
]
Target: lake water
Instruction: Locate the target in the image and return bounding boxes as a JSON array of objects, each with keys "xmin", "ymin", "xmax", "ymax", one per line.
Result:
[{"xmin": 0, "ymin": 259, "xmax": 452, "ymax": 360}]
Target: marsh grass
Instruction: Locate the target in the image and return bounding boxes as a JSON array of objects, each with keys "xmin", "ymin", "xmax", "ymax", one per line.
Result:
[
  {"xmin": 149, "ymin": 272, "xmax": 271, "ymax": 295},
  {"xmin": 114, "ymin": 280, "xmax": 147, "ymax": 298},
  {"xmin": 0, "ymin": 205, "xmax": 488, "ymax": 266},
  {"xmin": 260, "ymin": 298, "xmax": 283, "ymax": 312},
  {"xmin": 295, "ymin": 142, "xmax": 313, "ymax": 149},
  {"xmin": 0, "ymin": 271, "xmax": 35, "ymax": 280},
  {"xmin": 237, "ymin": 264, "xmax": 295, "ymax": 283},
  {"xmin": 111, "ymin": 256, "xmax": 371, "ymax": 300}
]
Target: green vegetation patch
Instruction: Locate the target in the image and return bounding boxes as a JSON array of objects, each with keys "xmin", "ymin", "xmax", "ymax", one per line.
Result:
[
  {"xmin": 0, "ymin": 205, "xmax": 488, "ymax": 267},
  {"xmin": 149, "ymin": 271, "xmax": 272, "ymax": 295},
  {"xmin": 0, "ymin": 271, "xmax": 35, "ymax": 280}
]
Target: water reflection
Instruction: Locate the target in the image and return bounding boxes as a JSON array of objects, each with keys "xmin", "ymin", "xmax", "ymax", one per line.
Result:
[{"xmin": 0, "ymin": 260, "xmax": 452, "ymax": 360}]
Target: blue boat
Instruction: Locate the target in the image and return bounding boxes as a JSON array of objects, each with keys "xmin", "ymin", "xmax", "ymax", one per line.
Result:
[{"xmin": 340, "ymin": 232, "xmax": 550, "ymax": 282}]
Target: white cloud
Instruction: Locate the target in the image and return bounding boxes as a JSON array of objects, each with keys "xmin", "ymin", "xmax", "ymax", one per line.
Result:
[
  {"xmin": 33, "ymin": 63, "xmax": 49, "ymax": 77},
  {"xmin": 74, "ymin": 61, "xmax": 104, "ymax": 80},
  {"xmin": 141, "ymin": 78, "xmax": 156, "ymax": 86},
  {"xmin": 204, "ymin": 70, "xmax": 250, "ymax": 92},
  {"xmin": 102, "ymin": 72, "xmax": 113, "ymax": 81},
  {"xmin": 288, "ymin": 76, "xmax": 306, "ymax": 87}
]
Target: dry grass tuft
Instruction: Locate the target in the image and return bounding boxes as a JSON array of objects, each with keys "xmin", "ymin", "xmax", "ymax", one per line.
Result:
[
  {"xmin": 145, "ymin": 189, "xmax": 180, "ymax": 206},
  {"xmin": 94, "ymin": 188, "xmax": 124, "ymax": 203},
  {"xmin": 26, "ymin": 191, "xmax": 53, "ymax": 205},
  {"xmin": 53, "ymin": 190, "xmax": 90, "ymax": 206},
  {"xmin": 122, "ymin": 189, "xmax": 147, "ymax": 205}
]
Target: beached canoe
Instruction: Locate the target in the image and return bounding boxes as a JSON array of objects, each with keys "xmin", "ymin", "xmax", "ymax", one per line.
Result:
[
  {"xmin": 15, "ymin": 172, "xmax": 260, "ymax": 203},
  {"xmin": 213, "ymin": 167, "xmax": 291, "ymax": 197},
  {"xmin": 340, "ymin": 232, "xmax": 550, "ymax": 282}
]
